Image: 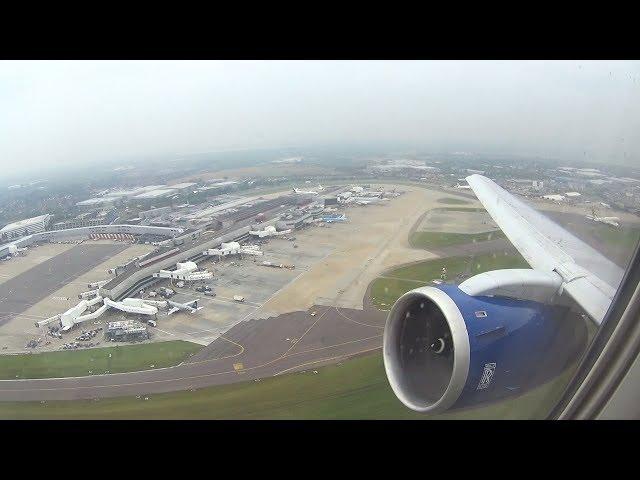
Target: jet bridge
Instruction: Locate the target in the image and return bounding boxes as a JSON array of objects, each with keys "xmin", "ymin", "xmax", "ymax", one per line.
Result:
[
  {"xmin": 58, "ymin": 295, "xmax": 109, "ymax": 331},
  {"xmin": 39, "ymin": 295, "xmax": 161, "ymax": 331}
]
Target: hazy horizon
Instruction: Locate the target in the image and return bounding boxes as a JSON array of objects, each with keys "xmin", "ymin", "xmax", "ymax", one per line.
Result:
[{"xmin": 1, "ymin": 60, "xmax": 639, "ymax": 178}]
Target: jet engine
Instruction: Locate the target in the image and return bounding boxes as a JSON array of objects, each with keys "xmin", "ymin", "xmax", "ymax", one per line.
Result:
[{"xmin": 383, "ymin": 282, "xmax": 587, "ymax": 414}]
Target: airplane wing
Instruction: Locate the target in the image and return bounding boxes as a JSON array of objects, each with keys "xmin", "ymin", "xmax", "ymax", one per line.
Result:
[
  {"xmin": 182, "ymin": 299, "xmax": 202, "ymax": 313},
  {"xmin": 167, "ymin": 306, "xmax": 180, "ymax": 315},
  {"xmin": 466, "ymin": 174, "xmax": 625, "ymax": 324}
]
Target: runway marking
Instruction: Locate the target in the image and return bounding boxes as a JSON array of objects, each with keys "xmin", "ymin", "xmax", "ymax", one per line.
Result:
[
  {"xmin": 282, "ymin": 306, "xmax": 331, "ymax": 356},
  {"xmin": 334, "ymin": 306, "xmax": 384, "ymax": 329},
  {"xmin": 218, "ymin": 335, "xmax": 245, "ymax": 357},
  {"xmin": 208, "ymin": 296, "xmax": 261, "ymax": 307},
  {"xmin": 377, "ymin": 276, "xmax": 428, "ymax": 283},
  {"xmin": 67, "ymin": 281, "xmax": 94, "ymax": 287},
  {"xmin": 283, "ymin": 334, "xmax": 382, "ymax": 359},
  {"xmin": 155, "ymin": 328, "xmax": 175, "ymax": 336},
  {"xmin": 0, "ymin": 311, "xmax": 48, "ymax": 320},
  {"xmin": 274, "ymin": 345, "xmax": 382, "ymax": 376},
  {"xmin": 182, "ymin": 335, "xmax": 246, "ymax": 364}
]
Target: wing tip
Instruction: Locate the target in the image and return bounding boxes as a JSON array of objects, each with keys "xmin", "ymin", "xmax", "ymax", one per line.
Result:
[{"xmin": 465, "ymin": 173, "xmax": 488, "ymax": 183}]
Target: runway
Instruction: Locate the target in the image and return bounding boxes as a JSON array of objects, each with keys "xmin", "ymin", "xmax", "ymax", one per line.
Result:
[{"xmin": 0, "ymin": 304, "xmax": 387, "ymax": 401}]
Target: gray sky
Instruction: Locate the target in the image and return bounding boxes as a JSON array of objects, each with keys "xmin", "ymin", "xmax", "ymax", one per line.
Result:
[{"xmin": 1, "ymin": 60, "xmax": 639, "ymax": 175}]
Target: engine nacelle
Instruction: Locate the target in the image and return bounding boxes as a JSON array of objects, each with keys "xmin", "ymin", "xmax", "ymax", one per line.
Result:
[{"xmin": 383, "ymin": 284, "xmax": 587, "ymax": 414}]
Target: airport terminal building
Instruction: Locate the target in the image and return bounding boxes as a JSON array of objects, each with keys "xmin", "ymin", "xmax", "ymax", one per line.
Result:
[{"xmin": 0, "ymin": 214, "xmax": 52, "ymax": 239}]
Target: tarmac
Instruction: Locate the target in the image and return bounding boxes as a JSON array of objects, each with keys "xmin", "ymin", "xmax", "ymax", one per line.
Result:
[
  {"xmin": 0, "ymin": 243, "xmax": 127, "ymax": 328},
  {"xmin": 261, "ymin": 186, "xmax": 470, "ymax": 313}
]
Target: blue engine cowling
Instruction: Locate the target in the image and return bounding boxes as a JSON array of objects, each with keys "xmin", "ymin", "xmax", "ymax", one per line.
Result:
[{"xmin": 382, "ymin": 284, "xmax": 587, "ymax": 414}]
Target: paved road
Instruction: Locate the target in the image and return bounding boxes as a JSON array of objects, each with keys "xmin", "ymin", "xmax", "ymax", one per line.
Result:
[{"xmin": 0, "ymin": 304, "xmax": 387, "ymax": 401}]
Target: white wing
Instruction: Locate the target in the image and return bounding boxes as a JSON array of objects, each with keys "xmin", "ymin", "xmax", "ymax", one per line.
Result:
[{"xmin": 466, "ymin": 174, "xmax": 624, "ymax": 324}]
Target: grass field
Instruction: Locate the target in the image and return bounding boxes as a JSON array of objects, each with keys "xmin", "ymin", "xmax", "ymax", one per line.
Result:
[
  {"xmin": 595, "ymin": 225, "xmax": 640, "ymax": 252},
  {"xmin": 370, "ymin": 277, "xmax": 429, "ymax": 309},
  {"xmin": 0, "ymin": 341, "xmax": 202, "ymax": 380},
  {"xmin": 410, "ymin": 230, "xmax": 505, "ymax": 249},
  {"xmin": 370, "ymin": 252, "xmax": 529, "ymax": 309},
  {"xmin": 0, "ymin": 350, "xmax": 577, "ymax": 419}
]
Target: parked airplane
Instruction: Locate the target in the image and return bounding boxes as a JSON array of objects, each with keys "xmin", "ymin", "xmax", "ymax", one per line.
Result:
[
  {"xmin": 383, "ymin": 174, "xmax": 624, "ymax": 415},
  {"xmin": 104, "ymin": 297, "xmax": 158, "ymax": 316},
  {"xmin": 203, "ymin": 241, "xmax": 264, "ymax": 256},
  {"xmin": 248, "ymin": 226, "xmax": 291, "ymax": 238},
  {"xmin": 322, "ymin": 214, "xmax": 347, "ymax": 223},
  {"xmin": 166, "ymin": 299, "xmax": 202, "ymax": 315},
  {"xmin": 293, "ymin": 184, "xmax": 324, "ymax": 195},
  {"xmin": 586, "ymin": 206, "xmax": 620, "ymax": 228},
  {"xmin": 7, "ymin": 244, "xmax": 27, "ymax": 256},
  {"xmin": 355, "ymin": 198, "xmax": 386, "ymax": 206},
  {"xmin": 153, "ymin": 261, "xmax": 213, "ymax": 281}
]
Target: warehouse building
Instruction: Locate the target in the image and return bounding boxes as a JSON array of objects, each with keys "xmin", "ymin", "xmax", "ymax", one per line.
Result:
[
  {"xmin": 76, "ymin": 186, "xmax": 171, "ymax": 210},
  {"xmin": 106, "ymin": 185, "xmax": 167, "ymax": 199},
  {"xmin": 542, "ymin": 194, "xmax": 565, "ymax": 202},
  {"xmin": 0, "ymin": 214, "xmax": 52, "ymax": 239},
  {"xmin": 132, "ymin": 188, "xmax": 179, "ymax": 201},
  {"xmin": 167, "ymin": 182, "xmax": 197, "ymax": 194},
  {"xmin": 197, "ymin": 181, "xmax": 239, "ymax": 196},
  {"xmin": 76, "ymin": 197, "xmax": 118, "ymax": 210},
  {"xmin": 53, "ymin": 209, "xmax": 117, "ymax": 230}
]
